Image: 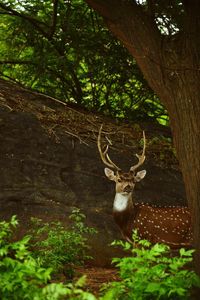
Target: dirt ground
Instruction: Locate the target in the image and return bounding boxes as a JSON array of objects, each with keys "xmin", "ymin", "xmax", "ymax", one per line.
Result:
[{"xmin": 74, "ymin": 266, "xmax": 119, "ymax": 295}]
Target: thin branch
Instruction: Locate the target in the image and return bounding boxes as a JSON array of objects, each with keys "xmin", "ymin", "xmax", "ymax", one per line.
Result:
[
  {"xmin": 0, "ymin": 60, "xmax": 33, "ymax": 65},
  {"xmin": 64, "ymin": 130, "xmax": 89, "ymax": 146},
  {"xmin": 146, "ymin": 0, "xmax": 155, "ymax": 19},
  {"xmin": 0, "ymin": 3, "xmax": 50, "ymax": 38},
  {"xmin": 49, "ymin": 0, "xmax": 59, "ymax": 38},
  {"xmin": 0, "ymin": 71, "xmax": 23, "ymax": 85}
]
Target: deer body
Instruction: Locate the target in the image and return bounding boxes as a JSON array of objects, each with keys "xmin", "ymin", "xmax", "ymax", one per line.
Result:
[
  {"xmin": 98, "ymin": 126, "xmax": 193, "ymax": 248},
  {"xmin": 113, "ymin": 196, "xmax": 192, "ymax": 248}
]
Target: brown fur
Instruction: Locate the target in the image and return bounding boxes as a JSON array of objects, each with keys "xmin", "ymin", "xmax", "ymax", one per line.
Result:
[{"xmin": 114, "ymin": 202, "xmax": 193, "ymax": 248}]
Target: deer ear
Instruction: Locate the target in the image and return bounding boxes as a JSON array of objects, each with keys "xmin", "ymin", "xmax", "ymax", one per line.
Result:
[
  {"xmin": 135, "ymin": 170, "xmax": 146, "ymax": 182},
  {"xmin": 104, "ymin": 168, "xmax": 116, "ymax": 181}
]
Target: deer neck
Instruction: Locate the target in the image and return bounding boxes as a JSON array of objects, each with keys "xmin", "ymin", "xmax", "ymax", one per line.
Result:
[
  {"xmin": 113, "ymin": 192, "xmax": 133, "ymax": 212},
  {"xmin": 113, "ymin": 192, "xmax": 136, "ymax": 239}
]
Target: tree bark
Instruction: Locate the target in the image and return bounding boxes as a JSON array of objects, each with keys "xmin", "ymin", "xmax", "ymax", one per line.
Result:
[{"xmin": 85, "ymin": 0, "xmax": 200, "ymax": 274}]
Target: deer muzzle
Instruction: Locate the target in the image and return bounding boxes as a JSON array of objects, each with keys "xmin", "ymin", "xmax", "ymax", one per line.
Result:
[{"xmin": 123, "ymin": 184, "xmax": 133, "ymax": 193}]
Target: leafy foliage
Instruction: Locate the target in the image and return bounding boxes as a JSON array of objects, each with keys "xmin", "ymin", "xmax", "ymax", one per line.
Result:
[
  {"xmin": 0, "ymin": 0, "xmax": 168, "ymax": 124},
  {"xmin": 0, "ymin": 217, "xmax": 199, "ymax": 299},
  {"xmin": 29, "ymin": 208, "xmax": 97, "ymax": 277},
  {"xmin": 101, "ymin": 231, "xmax": 200, "ymax": 300},
  {"xmin": 42, "ymin": 276, "xmax": 97, "ymax": 300},
  {"xmin": 0, "ymin": 215, "xmax": 96, "ymax": 300}
]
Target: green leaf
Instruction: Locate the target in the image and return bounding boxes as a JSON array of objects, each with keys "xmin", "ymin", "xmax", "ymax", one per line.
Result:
[
  {"xmin": 75, "ymin": 275, "xmax": 87, "ymax": 288},
  {"xmin": 145, "ymin": 282, "xmax": 161, "ymax": 292}
]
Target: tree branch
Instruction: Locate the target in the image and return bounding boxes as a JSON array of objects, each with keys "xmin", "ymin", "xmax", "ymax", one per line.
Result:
[
  {"xmin": 49, "ymin": 0, "xmax": 59, "ymax": 39},
  {"xmin": 0, "ymin": 60, "xmax": 33, "ymax": 65},
  {"xmin": 0, "ymin": 3, "xmax": 50, "ymax": 39}
]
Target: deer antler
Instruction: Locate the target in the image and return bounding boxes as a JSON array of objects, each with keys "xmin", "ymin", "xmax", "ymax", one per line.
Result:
[
  {"xmin": 97, "ymin": 125, "xmax": 121, "ymax": 170},
  {"xmin": 130, "ymin": 131, "xmax": 146, "ymax": 172}
]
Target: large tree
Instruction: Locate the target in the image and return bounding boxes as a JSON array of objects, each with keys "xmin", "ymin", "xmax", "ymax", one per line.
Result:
[{"xmin": 85, "ymin": 0, "xmax": 200, "ymax": 273}]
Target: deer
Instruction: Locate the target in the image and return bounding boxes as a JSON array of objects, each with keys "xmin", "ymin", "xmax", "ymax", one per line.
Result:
[{"xmin": 97, "ymin": 125, "xmax": 193, "ymax": 248}]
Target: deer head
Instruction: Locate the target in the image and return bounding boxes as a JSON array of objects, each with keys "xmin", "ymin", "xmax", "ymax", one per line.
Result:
[{"xmin": 97, "ymin": 125, "xmax": 147, "ymax": 195}]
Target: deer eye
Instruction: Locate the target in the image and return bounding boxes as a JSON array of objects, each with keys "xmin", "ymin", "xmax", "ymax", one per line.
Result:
[{"xmin": 117, "ymin": 178, "xmax": 122, "ymax": 183}]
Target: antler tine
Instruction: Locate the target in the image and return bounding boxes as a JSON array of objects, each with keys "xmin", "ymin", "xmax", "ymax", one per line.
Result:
[
  {"xmin": 130, "ymin": 131, "xmax": 146, "ymax": 172},
  {"xmin": 97, "ymin": 125, "xmax": 121, "ymax": 171}
]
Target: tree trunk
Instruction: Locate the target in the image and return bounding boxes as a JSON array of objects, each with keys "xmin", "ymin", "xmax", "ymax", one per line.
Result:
[
  {"xmin": 85, "ymin": 0, "xmax": 200, "ymax": 274},
  {"xmin": 157, "ymin": 74, "xmax": 200, "ymax": 270}
]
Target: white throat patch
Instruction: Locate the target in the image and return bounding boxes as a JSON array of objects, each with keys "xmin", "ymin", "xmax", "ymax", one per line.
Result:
[{"xmin": 113, "ymin": 193, "xmax": 129, "ymax": 212}]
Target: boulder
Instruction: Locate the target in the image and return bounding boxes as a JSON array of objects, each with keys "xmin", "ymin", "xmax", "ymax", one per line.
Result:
[{"xmin": 0, "ymin": 79, "xmax": 186, "ymax": 266}]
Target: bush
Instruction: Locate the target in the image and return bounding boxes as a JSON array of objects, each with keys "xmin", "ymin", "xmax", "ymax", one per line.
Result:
[
  {"xmin": 1, "ymin": 216, "xmax": 199, "ymax": 300},
  {"xmin": 101, "ymin": 231, "xmax": 200, "ymax": 300},
  {"xmin": 0, "ymin": 215, "xmax": 97, "ymax": 300},
  {"xmin": 29, "ymin": 208, "xmax": 97, "ymax": 277}
]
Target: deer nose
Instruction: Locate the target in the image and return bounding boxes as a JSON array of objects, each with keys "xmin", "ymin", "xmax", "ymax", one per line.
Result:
[{"xmin": 124, "ymin": 185, "xmax": 132, "ymax": 193}]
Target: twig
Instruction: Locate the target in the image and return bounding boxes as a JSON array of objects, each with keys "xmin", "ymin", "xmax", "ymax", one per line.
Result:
[{"xmin": 64, "ymin": 130, "xmax": 89, "ymax": 146}]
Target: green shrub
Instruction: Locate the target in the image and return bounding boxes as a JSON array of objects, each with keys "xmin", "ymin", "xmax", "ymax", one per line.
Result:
[
  {"xmin": 101, "ymin": 231, "xmax": 200, "ymax": 300},
  {"xmin": 0, "ymin": 215, "xmax": 97, "ymax": 300},
  {"xmin": 29, "ymin": 208, "xmax": 97, "ymax": 277},
  {"xmin": 42, "ymin": 276, "xmax": 97, "ymax": 300}
]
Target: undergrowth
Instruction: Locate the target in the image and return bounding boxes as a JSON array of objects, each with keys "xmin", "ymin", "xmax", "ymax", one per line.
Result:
[
  {"xmin": 101, "ymin": 230, "xmax": 200, "ymax": 300},
  {"xmin": 0, "ymin": 216, "xmax": 199, "ymax": 300},
  {"xmin": 0, "ymin": 215, "xmax": 96, "ymax": 300},
  {"xmin": 29, "ymin": 208, "xmax": 96, "ymax": 277}
]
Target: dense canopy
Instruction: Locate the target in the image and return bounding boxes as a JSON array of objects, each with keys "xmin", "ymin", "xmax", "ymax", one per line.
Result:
[{"xmin": 0, "ymin": 0, "xmax": 168, "ymax": 124}]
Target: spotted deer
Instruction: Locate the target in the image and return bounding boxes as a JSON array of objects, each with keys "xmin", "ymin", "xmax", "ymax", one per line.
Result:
[{"xmin": 97, "ymin": 125, "xmax": 193, "ymax": 248}]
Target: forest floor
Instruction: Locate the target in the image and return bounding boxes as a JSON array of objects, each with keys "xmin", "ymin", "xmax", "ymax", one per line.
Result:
[{"xmin": 74, "ymin": 266, "xmax": 119, "ymax": 296}]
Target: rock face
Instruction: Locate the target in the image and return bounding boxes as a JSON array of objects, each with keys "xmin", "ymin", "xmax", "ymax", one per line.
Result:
[{"xmin": 0, "ymin": 79, "xmax": 186, "ymax": 266}]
